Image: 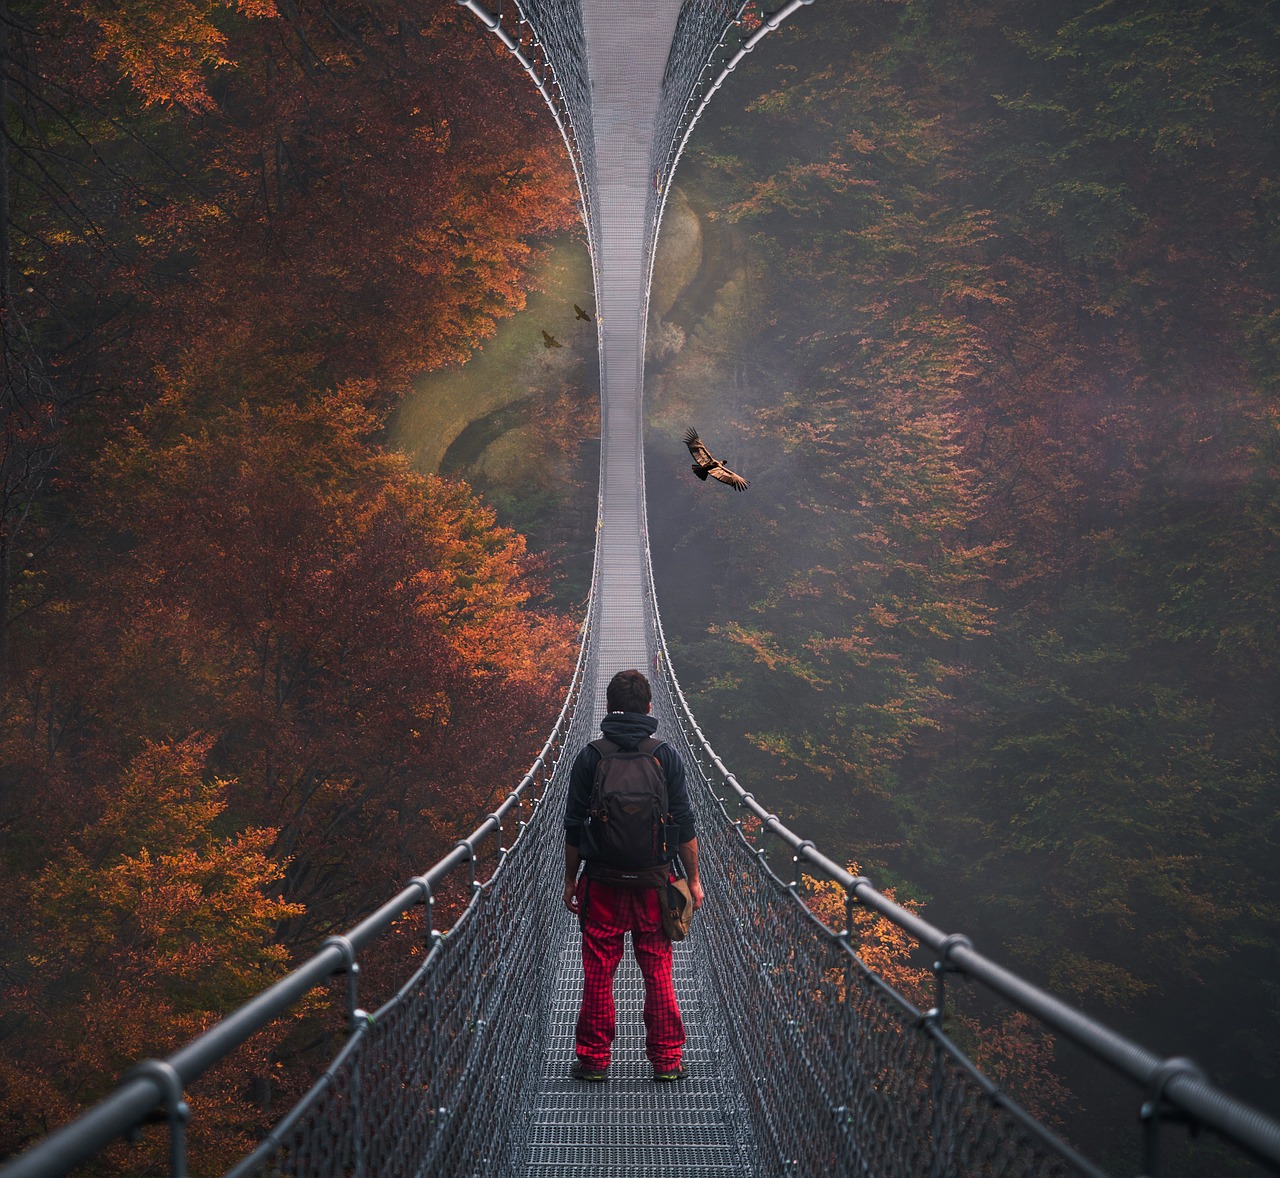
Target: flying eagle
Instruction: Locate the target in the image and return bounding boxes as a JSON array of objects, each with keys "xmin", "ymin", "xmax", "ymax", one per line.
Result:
[
  {"xmin": 682, "ymin": 428, "xmax": 749, "ymax": 491},
  {"xmin": 541, "ymin": 330, "xmax": 563, "ymax": 349},
  {"xmin": 574, "ymin": 304, "xmax": 592, "ymax": 322}
]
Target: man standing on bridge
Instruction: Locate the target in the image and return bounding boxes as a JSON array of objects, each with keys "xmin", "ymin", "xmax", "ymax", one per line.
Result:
[{"xmin": 563, "ymin": 669, "xmax": 704, "ymax": 1082}]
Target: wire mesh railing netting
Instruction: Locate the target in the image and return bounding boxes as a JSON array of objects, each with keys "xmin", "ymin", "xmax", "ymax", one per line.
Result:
[
  {"xmin": 653, "ymin": 0, "xmax": 747, "ymax": 190},
  {"xmin": 513, "ymin": 0, "xmax": 598, "ymax": 237},
  {"xmin": 219, "ymin": 629, "xmax": 597, "ymax": 1178},
  {"xmin": 501, "ymin": 0, "xmax": 754, "ymax": 331}
]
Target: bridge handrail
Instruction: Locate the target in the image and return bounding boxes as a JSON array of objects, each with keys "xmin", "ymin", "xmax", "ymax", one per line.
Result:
[
  {"xmin": 645, "ymin": 567, "xmax": 1280, "ymax": 1172},
  {"xmin": 0, "ymin": 614, "xmax": 594, "ymax": 1178}
]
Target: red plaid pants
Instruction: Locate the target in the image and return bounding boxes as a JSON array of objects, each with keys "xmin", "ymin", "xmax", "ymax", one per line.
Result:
[{"xmin": 574, "ymin": 876, "xmax": 685, "ymax": 1071}]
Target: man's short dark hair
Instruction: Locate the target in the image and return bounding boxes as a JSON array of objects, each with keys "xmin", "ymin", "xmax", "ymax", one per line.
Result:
[{"xmin": 606, "ymin": 669, "xmax": 651, "ymax": 714}]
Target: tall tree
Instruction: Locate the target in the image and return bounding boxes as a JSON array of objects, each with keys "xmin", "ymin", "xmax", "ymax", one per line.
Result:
[{"xmin": 0, "ymin": 735, "xmax": 302, "ymax": 1169}]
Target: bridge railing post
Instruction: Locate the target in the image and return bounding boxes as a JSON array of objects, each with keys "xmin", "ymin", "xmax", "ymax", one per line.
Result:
[
  {"xmin": 926, "ymin": 934, "xmax": 972, "ymax": 1178},
  {"xmin": 455, "ymin": 839, "xmax": 480, "ymax": 898},
  {"xmin": 320, "ymin": 935, "xmax": 366, "ymax": 1032},
  {"xmin": 409, "ymin": 875, "xmax": 443, "ymax": 951},
  {"xmin": 320, "ymin": 934, "xmax": 371, "ymax": 1178},
  {"xmin": 1141, "ymin": 1058, "xmax": 1208, "ymax": 1178},
  {"xmin": 788, "ymin": 840, "xmax": 815, "ymax": 893},
  {"xmin": 120, "ymin": 1061, "xmax": 189, "ymax": 1178}
]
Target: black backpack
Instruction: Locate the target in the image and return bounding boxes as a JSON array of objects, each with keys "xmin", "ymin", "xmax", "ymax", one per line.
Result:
[{"xmin": 580, "ymin": 736, "xmax": 677, "ymax": 888}]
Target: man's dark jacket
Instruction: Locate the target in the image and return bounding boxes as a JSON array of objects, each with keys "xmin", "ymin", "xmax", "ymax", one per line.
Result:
[{"xmin": 564, "ymin": 711, "xmax": 695, "ymax": 866}]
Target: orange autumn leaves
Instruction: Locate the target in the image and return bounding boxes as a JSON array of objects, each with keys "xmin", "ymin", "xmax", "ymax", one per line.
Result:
[
  {"xmin": 26, "ymin": 735, "xmax": 298, "ymax": 1047},
  {"xmin": 2, "ymin": 735, "xmax": 301, "ymax": 1168},
  {"xmin": 801, "ymin": 868, "xmax": 1069, "ymax": 1126},
  {"xmin": 0, "ymin": 385, "xmax": 578, "ymax": 1165},
  {"xmin": 76, "ymin": 0, "xmax": 280, "ymax": 112},
  {"xmin": 87, "ymin": 381, "xmax": 578, "ymax": 926}
]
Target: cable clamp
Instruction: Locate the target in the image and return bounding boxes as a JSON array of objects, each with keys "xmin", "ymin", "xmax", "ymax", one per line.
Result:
[
  {"xmin": 918, "ymin": 1007, "xmax": 942, "ymax": 1030},
  {"xmin": 1142, "ymin": 1056, "xmax": 1206, "ymax": 1175},
  {"xmin": 1142, "ymin": 1057, "xmax": 1206, "ymax": 1123},
  {"xmin": 487, "ymin": 810, "xmax": 508, "ymax": 855},
  {"xmin": 931, "ymin": 934, "xmax": 973, "ymax": 1021},
  {"xmin": 322, "ymin": 934, "xmax": 357, "ymax": 974},
  {"xmin": 934, "ymin": 933, "xmax": 973, "ymax": 974},
  {"xmin": 410, "ymin": 875, "xmax": 442, "ymax": 945},
  {"xmin": 409, "ymin": 875, "xmax": 432, "ymax": 907}
]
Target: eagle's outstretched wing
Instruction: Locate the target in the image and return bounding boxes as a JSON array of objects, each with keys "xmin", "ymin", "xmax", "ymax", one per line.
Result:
[
  {"xmin": 707, "ymin": 464, "xmax": 749, "ymax": 492},
  {"xmin": 682, "ymin": 427, "xmax": 716, "ymax": 468}
]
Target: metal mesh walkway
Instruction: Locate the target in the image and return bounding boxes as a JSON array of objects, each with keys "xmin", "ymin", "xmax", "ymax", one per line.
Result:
[
  {"xmin": 525, "ymin": 930, "xmax": 752, "ymax": 1174},
  {"xmin": 581, "ymin": 0, "xmax": 675, "ymax": 681},
  {"xmin": 521, "ymin": 1, "xmax": 756, "ymax": 1170}
]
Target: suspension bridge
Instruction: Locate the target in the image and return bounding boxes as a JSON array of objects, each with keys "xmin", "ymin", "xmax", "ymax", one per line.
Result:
[{"xmin": 5, "ymin": 2, "xmax": 1280, "ymax": 1175}]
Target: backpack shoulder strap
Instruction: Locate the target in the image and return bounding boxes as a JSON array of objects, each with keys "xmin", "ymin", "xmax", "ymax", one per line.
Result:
[
  {"xmin": 637, "ymin": 738, "xmax": 669, "ymax": 812},
  {"xmin": 587, "ymin": 740, "xmax": 616, "ymax": 802}
]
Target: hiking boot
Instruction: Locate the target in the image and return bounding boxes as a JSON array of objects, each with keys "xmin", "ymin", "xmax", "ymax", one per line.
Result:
[
  {"xmin": 653, "ymin": 1063, "xmax": 687, "ymax": 1082},
  {"xmin": 570, "ymin": 1059, "xmax": 608, "ymax": 1082}
]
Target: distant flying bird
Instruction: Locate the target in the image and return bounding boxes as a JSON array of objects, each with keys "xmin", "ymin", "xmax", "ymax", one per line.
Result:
[
  {"xmin": 542, "ymin": 330, "xmax": 563, "ymax": 349},
  {"xmin": 574, "ymin": 304, "xmax": 592, "ymax": 322},
  {"xmin": 682, "ymin": 427, "xmax": 749, "ymax": 491}
]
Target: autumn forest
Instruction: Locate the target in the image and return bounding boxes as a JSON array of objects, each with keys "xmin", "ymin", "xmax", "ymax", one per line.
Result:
[
  {"xmin": 0, "ymin": 0, "xmax": 581, "ymax": 1168},
  {"xmin": 0, "ymin": 0, "xmax": 1277, "ymax": 1173}
]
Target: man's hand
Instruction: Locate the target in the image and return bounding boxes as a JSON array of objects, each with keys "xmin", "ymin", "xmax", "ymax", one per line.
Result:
[
  {"xmin": 678, "ymin": 838, "xmax": 704, "ymax": 910},
  {"xmin": 563, "ymin": 842, "xmax": 581, "ymax": 914}
]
